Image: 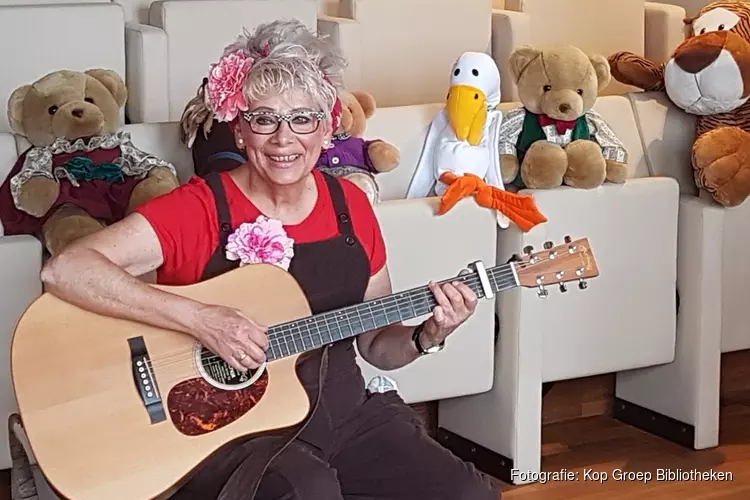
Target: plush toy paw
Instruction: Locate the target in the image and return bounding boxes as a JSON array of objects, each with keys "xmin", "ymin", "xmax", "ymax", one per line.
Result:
[
  {"xmin": 344, "ymin": 172, "xmax": 379, "ymax": 205},
  {"xmin": 521, "ymin": 141, "xmax": 568, "ymax": 189},
  {"xmin": 127, "ymin": 166, "xmax": 180, "ymax": 212},
  {"xmin": 606, "ymin": 160, "xmax": 629, "ymax": 184},
  {"xmin": 500, "ymin": 154, "xmax": 519, "ymax": 184},
  {"xmin": 563, "ymin": 139, "xmax": 606, "ymax": 189},
  {"xmin": 17, "ymin": 177, "xmax": 60, "ymax": 218},
  {"xmin": 692, "ymin": 126, "xmax": 750, "ymax": 207},
  {"xmin": 41, "ymin": 205, "xmax": 105, "ymax": 255},
  {"xmin": 367, "ymin": 140, "xmax": 400, "ymax": 173}
]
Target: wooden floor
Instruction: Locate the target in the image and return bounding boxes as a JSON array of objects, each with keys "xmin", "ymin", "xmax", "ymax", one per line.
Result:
[
  {"xmin": 497, "ymin": 350, "xmax": 750, "ymax": 499},
  {"xmin": 500, "ymin": 397, "xmax": 750, "ymax": 499},
  {"xmin": 3, "ymin": 353, "xmax": 748, "ymax": 499}
]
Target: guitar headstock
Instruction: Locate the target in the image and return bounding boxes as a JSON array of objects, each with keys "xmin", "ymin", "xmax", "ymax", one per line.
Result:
[{"xmin": 513, "ymin": 236, "xmax": 598, "ymax": 297}]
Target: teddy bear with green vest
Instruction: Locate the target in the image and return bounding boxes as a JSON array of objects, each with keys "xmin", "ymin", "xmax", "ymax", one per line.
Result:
[{"xmin": 498, "ymin": 44, "xmax": 629, "ymax": 190}]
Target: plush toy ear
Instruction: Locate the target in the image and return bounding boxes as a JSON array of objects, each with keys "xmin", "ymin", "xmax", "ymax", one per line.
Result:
[
  {"xmin": 351, "ymin": 91, "xmax": 376, "ymax": 118},
  {"xmin": 7, "ymin": 85, "xmax": 30, "ymax": 135},
  {"xmin": 508, "ymin": 45, "xmax": 542, "ymax": 83},
  {"xmin": 85, "ymin": 69, "xmax": 127, "ymax": 108},
  {"xmin": 589, "ymin": 54, "xmax": 612, "ymax": 91}
]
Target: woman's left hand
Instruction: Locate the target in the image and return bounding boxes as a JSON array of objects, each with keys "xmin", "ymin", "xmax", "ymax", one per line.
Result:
[{"xmin": 421, "ymin": 280, "xmax": 478, "ymax": 347}]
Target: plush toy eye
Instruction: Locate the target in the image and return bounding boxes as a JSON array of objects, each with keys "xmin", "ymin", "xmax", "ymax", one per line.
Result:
[
  {"xmin": 85, "ymin": 97, "xmax": 94, "ymax": 104},
  {"xmin": 472, "ymin": 69, "xmax": 479, "ymax": 76},
  {"xmin": 700, "ymin": 28, "xmax": 706, "ymax": 34},
  {"xmin": 48, "ymin": 105, "xmax": 58, "ymax": 115},
  {"xmin": 719, "ymin": 24, "xmax": 725, "ymax": 30},
  {"xmin": 454, "ymin": 68, "xmax": 460, "ymax": 76},
  {"xmin": 577, "ymin": 89, "xmax": 583, "ymax": 95},
  {"xmin": 543, "ymin": 85, "xmax": 551, "ymax": 92}
]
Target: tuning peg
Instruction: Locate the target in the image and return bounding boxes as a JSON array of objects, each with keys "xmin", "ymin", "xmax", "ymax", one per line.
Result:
[
  {"xmin": 523, "ymin": 245, "xmax": 534, "ymax": 255},
  {"xmin": 578, "ymin": 278, "xmax": 587, "ymax": 290},
  {"xmin": 559, "ymin": 283, "xmax": 567, "ymax": 293},
  {"xmin": 537, "ymin": 284, "xmax": 548, "ymax": 298},
  {"xmin": 564, "ymin": 235, "xmax": 572, "ymax": 243},
  {"xmin": 543, "ymin": 241, "xmax": 553, "ymax": 249}
]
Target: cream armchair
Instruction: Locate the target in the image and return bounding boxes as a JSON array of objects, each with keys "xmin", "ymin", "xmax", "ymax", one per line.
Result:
[
  {"xmin": 611, "ymin": 91, "xmax": 749, "ymax": 453},
  {"xmin": 425, "ymin": 95, "xmax": 681, "ymax": 484}
]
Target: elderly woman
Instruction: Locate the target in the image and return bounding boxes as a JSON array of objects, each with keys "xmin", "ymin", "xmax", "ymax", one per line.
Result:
[{"xmin": 40, "ymin": 20, "xmax": 498, "ymax": 500}]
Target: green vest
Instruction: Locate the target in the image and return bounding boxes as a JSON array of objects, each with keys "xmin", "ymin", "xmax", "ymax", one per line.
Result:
[{"xmin": 512, "ymin": 110, "xmax": 591, "ymax": 188}]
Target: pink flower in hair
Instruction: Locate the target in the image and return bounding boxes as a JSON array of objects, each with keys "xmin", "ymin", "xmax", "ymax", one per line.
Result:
[
  {"xmin": 206, "ymin": 50, "xmax": 253, "ymax": 122},
  {"xmin": 225, "ymin": 216, "xmax": 295, "ymax": 270}
]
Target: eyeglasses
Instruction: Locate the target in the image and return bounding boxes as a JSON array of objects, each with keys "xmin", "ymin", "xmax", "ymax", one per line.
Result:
[{"xmin": 242, "ymin": 110, "xmax": 325, "ymax": 135}]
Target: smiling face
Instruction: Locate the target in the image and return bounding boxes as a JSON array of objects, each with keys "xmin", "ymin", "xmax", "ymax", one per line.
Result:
[
  {"xmin": 233, "ymin": 88, "xmax": 332, "ymax": 186},
  {"xmin": 664, "ymin": 1, "xmax": 750, "ymax": 115}
]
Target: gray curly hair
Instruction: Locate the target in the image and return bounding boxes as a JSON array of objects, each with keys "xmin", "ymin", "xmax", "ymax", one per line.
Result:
[{"xmin": 179, "ymin": 19, "xmax": 347, "ymax": 147}]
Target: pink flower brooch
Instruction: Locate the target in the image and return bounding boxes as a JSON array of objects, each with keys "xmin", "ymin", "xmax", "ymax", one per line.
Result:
[
  {"xmin": 206, "ymin": 49, "xmax": 253, "ymax": 122},
  {"xmin": 225, "ymin": 216, "xmax": 295, "ymax": 270}
]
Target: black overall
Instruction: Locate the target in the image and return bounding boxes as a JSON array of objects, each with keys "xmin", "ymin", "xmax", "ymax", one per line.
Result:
[{"xmin": 171, "ymin": 172, "xmax": 498, "ymax": 500}]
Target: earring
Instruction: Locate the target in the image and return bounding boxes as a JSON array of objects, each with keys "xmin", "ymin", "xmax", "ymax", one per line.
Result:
[
  {"xmin": 323, "ymin": 138, "xmax": 334, "ymax": 150},
  {"xmin": 237, "ymin": 138, "xmax": 244, "ymax": 146}
]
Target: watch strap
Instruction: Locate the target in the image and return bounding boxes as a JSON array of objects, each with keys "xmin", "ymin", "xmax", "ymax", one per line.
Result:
[{"xmin": 412, "ymin": 322, "xmax": 444, "ymax": 354}]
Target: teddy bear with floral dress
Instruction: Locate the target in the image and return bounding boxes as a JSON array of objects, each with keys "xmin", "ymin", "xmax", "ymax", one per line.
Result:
[{"xmin": 0, "ymin": 69, "xmax": 179, "ymax": 256}]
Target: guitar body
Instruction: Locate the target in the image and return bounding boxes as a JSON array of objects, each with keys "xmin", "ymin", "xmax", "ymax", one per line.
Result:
[{"xmin": 11, "ymin": 264, "xmax": 313, "ymax": 500}]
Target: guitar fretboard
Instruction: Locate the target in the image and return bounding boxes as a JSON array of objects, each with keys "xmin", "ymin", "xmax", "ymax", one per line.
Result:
[{"xmin": 265, "ymin": 262, "xmax": 518, "ymax": 361}]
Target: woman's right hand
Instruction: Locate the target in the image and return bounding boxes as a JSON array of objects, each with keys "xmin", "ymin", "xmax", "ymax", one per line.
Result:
[{"xmin": 192, "ymin": 304, "xmax": 269, "ymax": 372}]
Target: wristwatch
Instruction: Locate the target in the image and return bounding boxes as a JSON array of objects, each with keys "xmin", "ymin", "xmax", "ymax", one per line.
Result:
[{"xmin": 412, "ymin": 322, "xmax": 445, "ymax": 355}]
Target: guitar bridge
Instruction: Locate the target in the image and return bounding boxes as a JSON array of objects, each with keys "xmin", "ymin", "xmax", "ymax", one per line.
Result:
[{"xmin": 128, "ymin": 336, "xmax": 166, "ymax": 424}]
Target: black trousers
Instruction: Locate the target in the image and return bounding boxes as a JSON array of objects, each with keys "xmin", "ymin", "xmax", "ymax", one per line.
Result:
[{"xmin": 175, "ymin": 390, "xmax": 499, "ymax": 500}]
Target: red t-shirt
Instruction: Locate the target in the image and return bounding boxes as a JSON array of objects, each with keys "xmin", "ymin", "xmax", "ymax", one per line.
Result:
[{"xmin": 134, "ymin": 169, "xmax": 387, "ymax": 286}]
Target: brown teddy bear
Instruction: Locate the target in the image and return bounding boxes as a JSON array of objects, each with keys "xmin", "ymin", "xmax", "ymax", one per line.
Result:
[
  {"xmin": 316, "ymin": 89, "xmax": 400, "ymax": 205},
  {"xmin": 0, "ymin": 69, "xmax": 180, "ymax": 255},
  {"xmin": 498, "ymin": 44, "xmax": 629, "ymax": 190}
]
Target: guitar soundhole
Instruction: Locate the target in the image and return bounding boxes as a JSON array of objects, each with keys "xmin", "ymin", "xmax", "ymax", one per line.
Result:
[
  {"xmin": 166, "ymin": 346, "xmax": 270, "ymax": 436},
  {"xmin": 194, "ymin": 345, "xmax": 266, "ymax": 390}
]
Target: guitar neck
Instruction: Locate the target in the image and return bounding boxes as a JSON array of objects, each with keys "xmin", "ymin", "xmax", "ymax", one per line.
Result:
[{"xmin": 265, "ymin": 262, "xmax": 518, "ymax": 361}]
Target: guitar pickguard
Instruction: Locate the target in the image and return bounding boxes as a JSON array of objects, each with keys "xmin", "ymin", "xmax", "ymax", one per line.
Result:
[{"xmin": 167, "ymin": 371, "xmax": 269, "ymax": 436}]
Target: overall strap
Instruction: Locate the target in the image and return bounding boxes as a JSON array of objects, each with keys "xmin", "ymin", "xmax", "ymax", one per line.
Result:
[
  {"xmin": 204, "ymin": 172, "xmax": 233, "ymax": 247},
  {"xmin": 321, "ymin": 173, "xmax": 356, "ymax": 241}
]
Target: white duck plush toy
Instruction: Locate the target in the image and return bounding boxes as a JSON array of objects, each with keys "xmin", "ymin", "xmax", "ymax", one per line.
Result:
[{"xmin": 406, "ymin": 51, "xmax": 546, "ymax": 232}]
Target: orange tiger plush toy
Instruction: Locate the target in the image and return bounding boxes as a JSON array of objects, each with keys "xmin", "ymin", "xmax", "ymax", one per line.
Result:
[{"xmin": 609, "ymin": 0, "xmax": 750, "ymax": 208}]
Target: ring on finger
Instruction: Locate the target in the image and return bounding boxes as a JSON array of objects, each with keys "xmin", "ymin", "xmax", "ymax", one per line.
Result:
[{"xmin": 234, "ymin": 351, "xmax": 248, "ymax": 361}]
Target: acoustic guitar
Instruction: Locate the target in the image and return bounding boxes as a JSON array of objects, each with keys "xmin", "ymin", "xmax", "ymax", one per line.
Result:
[{"xmin": 10, "ymin": 236, "xmax": 598, "ymax": 500}]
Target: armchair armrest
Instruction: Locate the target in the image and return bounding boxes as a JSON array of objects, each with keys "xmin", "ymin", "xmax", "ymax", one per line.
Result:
[
  {"xmin": 644, "ymin": 2, "xmax": 688, "ymax": 64},
  {"xmin": 499, "ymin": 177, "xmax": 680, "ymax": 381},
  {"xmin": 124, "ymin": 22, "xmax": 169, "ymax": 124},
  {"xmin": 317, "ymin": 15, "xmax": 362, "ymax": 91},
  {"xmin": 356, "ymin": 197, "xmax": 498, "ymax": 404},
  {"xmin": 491, "ymin": 9, "xmax": 530, "ymax": 102},
  {"xmin": 615, "ymin": 194, "xmax": 724, "ymax": 450},
  {"xmin": 0, "ymin": 235, "xmax": 42, "ymax": 470}
]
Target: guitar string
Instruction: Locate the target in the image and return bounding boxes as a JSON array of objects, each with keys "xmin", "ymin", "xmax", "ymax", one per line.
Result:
[
  {"xmin": 190, "ymin": 246, "xmax": 586, "ymax": 369},
  {"xmin": 145, "ymin": 270, "xmax": 501, "ymax": 371},
  {"xmin": 140, "ymin": 249, "xmax": 580, "ymax": 374},
  {"xmin": 143, "ymin": 266, "xmax": 521, "ymax": 374},
  {"xmin": 141, "ymin": 271, "xmax": 520, "ymax": 388},
  {"xmin": 136, "ymin": 251, "xmax": 586, "ymax": 389},
  {"xmin": 145, "ymin": 251, "xmax": 575, "ymax": 373}
]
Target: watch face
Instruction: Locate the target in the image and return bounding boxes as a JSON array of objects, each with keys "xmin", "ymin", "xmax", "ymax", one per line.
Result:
[{"xmin": 423, "ymin": 342, "xmax": 444, "ymax": 354}]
